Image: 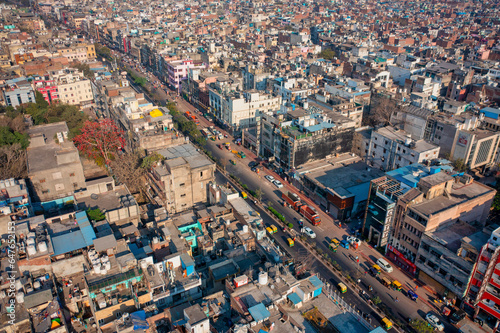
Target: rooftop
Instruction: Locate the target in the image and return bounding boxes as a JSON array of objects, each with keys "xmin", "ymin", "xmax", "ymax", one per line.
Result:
[{"xmin": 158, "ymin": 143, "xmax": 214, "ymax": 169}]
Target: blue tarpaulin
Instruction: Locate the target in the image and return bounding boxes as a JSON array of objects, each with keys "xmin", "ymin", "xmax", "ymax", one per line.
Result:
[
  {"xmin": 131, "ymin": 310, "xmax": 149, "ymax": 330},
  {"xmin": 248, "ymin": 303, "xmax": 270, "ymax": 322}
]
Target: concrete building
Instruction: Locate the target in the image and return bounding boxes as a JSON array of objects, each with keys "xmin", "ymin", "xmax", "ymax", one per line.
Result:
[
  {"xmin": 242, "ymin": 64, "xmax": 271, "ymax": 91},
  {"xmin": 52, "ymin": 69, "xmax": 93, "ymax": 106},
  {"xmin": 166, "ymin": 59, "xmax": 206, "ymax": 93},
  {"xmin": 368, "ymin": 126, "xmax": 440, "ymax": 171},
  {"xmin": 450, "ymin": 127, "xmax": 500, "ymax": 170},
  {"xmin": 27, "ymin": 122, "xmax": 86, "ymax": 202},
  {"xmin": 464, "ymin": 226, "xmax": 500, "ymax": 329},
  {"xmin": 415, "ymin": 221, "xmax": 488, "ymax": 299},
  {"xmin": 2, "ymin": 77, "xmax": 35, "ymax": 107},
  {"xmin": 150, "ymin": 144, "xmax": 216, "ymax": 214},
  {"xmin": 362, "ymin": 163, "xmax": 495, "ymax": 270},
  {"xmin": 184, "ymin": 304, "xmax": 210, "ymax": 333}
]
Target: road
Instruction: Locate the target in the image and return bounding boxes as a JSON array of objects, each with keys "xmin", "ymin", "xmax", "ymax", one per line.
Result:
[{"xmin": 103, "ymin": 46, "xmax": 459, "ymax": 333}]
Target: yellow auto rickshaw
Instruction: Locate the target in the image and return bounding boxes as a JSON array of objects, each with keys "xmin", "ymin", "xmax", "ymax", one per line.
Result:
[
  {"xmin": 329, "ymin": 239, "xmax": 340, "ymax": 252},
  {"xmin": 241, "ymin": 191, "xmax": 248, "ymax": 199},
  {"xmin": 382, "ymin": 317, "xmax": 393, "ymax": 330},
  {"xmin": 287, "ymin": 238, "xmax": 295, "ymax": 247},
  {"xmin": 392, "ymin": 280, "xmax": 402, "ymax": 291},
  {"xmin": 338, "ymin": 282, "xmax": 347, "ymax": 293},
  {"xmin": 371, "ymin": 264, "xmax": 382, "ymax": 275},
  {"xmin": 381, "ymin": 277, "xmax": 392, "ymax": 288}
]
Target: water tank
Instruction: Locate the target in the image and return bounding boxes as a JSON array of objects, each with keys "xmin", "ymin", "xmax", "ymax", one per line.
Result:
[
  {"xmin": 26, "ymin": 238, "xmax": 35, "ymax": 246},
  {"xmin": 100, "ymin": 268, "xmax": 107, "ymax": 275},
  {"xmin": 94, "ymin": 264, "xmax": 101, "ymax": 274},
  {"xmin": 27, "ymin": 245, "xmax": 36, "ymax": 256},
  {"xmin": 33, "ymin": 281, "xmax": 41, "ymax": 290},
  {"xmin": 141, "ymin": 261, "xmax": 148, "ymax": 269},
  {"xmin": 153, "ymin": 237, "xmax": 159, "ymax": 244},
  {"xmin": 242, "ymin": 225, "xmax": 249, "ymax": 233},
  {"xmin": 38, "ymin": 242, "xmax": 48, "ymax": 252},
  {"xmin": 15, "ymin": 280, "xmax": 22, "ymax": 291},
  {"xmin": 25, "ymin": 287, "xmax": 33, "ymax": 294},
  {"xmin": 16, "ymin": 291, "xmax": 24, "ymax": 303},
  {"xmin": 258, "ymin": 271, "xmax": 268, "ymax": 285}
]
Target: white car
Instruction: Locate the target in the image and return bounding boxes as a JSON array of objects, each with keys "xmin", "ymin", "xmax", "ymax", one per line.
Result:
[
  {"xmin": 273, "ymin": 180, "xmax": 283, "ymax": 188},
  {"xmin": 264, "ymin": 175, "xmax": 275, "ymax": 182},
  {"xmin": 303, "ymin": 227, "xmax": 316, "ymax": 238},
  {"xmin": 425, "ymin": 313, "xmax": 444, "ymax": 331}
]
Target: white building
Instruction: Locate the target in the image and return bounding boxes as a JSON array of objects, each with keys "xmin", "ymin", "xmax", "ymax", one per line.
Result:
[
  {"xmin": 368, "ymin": 126, "xmax": 440, "ymax": 171},
  {"xmin": 52, "ymin": 69, "xmax": 93, "ymax": 106},
  {"xmin": 184, "ymin": 304, "xmax": 210, "ymax": 333}
]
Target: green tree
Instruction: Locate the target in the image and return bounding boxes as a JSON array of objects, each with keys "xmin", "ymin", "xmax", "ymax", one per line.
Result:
[
  {"xmin": 319, "ymin": 48, "xmax": 336, "ymax": 60},
  {"xmin": 141, "ymin": 152, "xmax": 164, "ymax": 169},
  {"xmin": 72, "ymin": 62, "xmax": 94, "ymax": 79},
  {"xmin": 371, "ymin": 296, "xmax": 382, "ymax": 305},
  {"xmin": 95, "ymin": 43, "xmax": 112, "ymax": 60},
  {"xmin": 410, "ymin": 319, "xmax": 434, "ymax": 333},
  {"xmin": 35, "ymin": 91, "xmax": 49, "ymax": 109},
  {"xmin": 255, "ymin": 188, "xmax": 262, "ymax": 201},
  {"xmin": 134, "ymin": 76, "xmax": 147, "ymax": 87},
  {"xmin": 452, "ymin": 158, "xmax": 467, "ymax": 172},
  {"xmin": 86, "ymin": 208, "xmax": 106, "ymax": 221},
  {"xmin": 0, "ymin": 126, "xmax": 29, "ymax": 149}
]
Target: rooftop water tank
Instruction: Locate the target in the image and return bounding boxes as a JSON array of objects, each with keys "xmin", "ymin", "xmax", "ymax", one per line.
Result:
[
  {"xmin": 27, "ymin": 245, "xmax": 36, "ymax": 256},
  {"xmin": 38, "ymin": 242, "xmax": 48, "ymax": 253},
  {"xmin": 258, "ymin": 271, "xmax": 268, "ymax": 285}
]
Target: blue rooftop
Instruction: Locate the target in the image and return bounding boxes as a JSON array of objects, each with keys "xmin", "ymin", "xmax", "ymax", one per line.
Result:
[
  {"xmin": 305, "ymin": 122, "xmax": 336, "ymax": 133},
  {"xmin": 51, "ymin": 211, "xmax": 96, "ymax": 256},
  {"xmin": 76, "ymin": 211, "xmax": 96, "ymax": 247},
  {"xmin": 309, "ymin": 275, "xmax": 324, "ymax": 289},
  {"xmin": 288, "ymin": 292, "xmax": 302, "ymax": 305},
  {"xmin": 248, "ymin": 303, "xmax": 270, "ymax": 322}
]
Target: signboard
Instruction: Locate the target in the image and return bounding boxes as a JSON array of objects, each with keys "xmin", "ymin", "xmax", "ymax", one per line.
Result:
[
  {"xmin": 387, "ymin": 244, "xmax": 416, "ymax": 269},
  {"xmin": 457, "ymin": 134, "xmax": 468, "ymax": 146}
]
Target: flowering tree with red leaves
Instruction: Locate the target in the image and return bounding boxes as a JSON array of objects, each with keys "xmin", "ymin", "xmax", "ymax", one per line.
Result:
[{"xmin": 73, "ymin": 119, "xmax": 125, "ymax": 165}]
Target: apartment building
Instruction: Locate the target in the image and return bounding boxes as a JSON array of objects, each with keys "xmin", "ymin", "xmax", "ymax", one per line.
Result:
[
  {"xmin": 33, "ymin": 78, "xmax": 59, "ymax": 104},
  {"xmin": 150, "ymin": 144, "xmax": 216, "ymax": 214},
  {"xmin": 368, "ymin": 126, "xmax": 440, "ymax": 171},
  {"xmin": 166, "ymin": 59, "xmax": 206, "ymax": 93},
  {"xmin": 52, "ymin": 69, "xmax": 93, "ymax": 106},
  {"xmin": 464, "ymin": 226, "xmax": 500, "ymax": 328},
  {"xmin": 209, "ymin": 87, "xmax": 281, "ymax": 130},
  {"xmin": 2, "ymin": 78, "xmax": 35, "ymax": 107},
  {"xmin": 451, "ymin": 127, "xmax": 500, "ymax": 170},
  {"xmin": 27, "ymin": 122, "xmax": 86, "ymax": 202}
]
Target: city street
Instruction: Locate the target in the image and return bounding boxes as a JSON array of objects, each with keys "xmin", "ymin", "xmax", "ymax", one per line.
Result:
[{"xmin": 111, "ymin": 49, "xmax": 459, "ymax": 332}]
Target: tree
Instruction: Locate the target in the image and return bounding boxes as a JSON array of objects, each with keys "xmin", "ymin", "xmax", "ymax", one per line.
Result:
[
  {"xmin": 366, "ymin": 94, "xmax": 399, "ymax": 127},
  {"xmin": 371, "ymin": 296, "xmax": 382, "ymax": 306},
  {"xmin": 95, "ymin": 43, "xmax": 112, "ymax": 60},
  {"xmin": 141, "ymin": 152, "xmax": 163, "ymax": 169},
  {"xmin": 0, "ymin": 144, "xmax": 27, "ymax": 179},
  {"xmin": 0, "ymin": 126, "xmax": 29, "ymax": 149},
  {"xmin": 73, "ymin": 119, "xmax": 125, "ymax": 165},
  {"xmin": 410, "ymin": 319, "xmax": 434, "ymax": 333},
  {"xmin": 86, "ymin": 208, "xmax": 106, "ymax": 221},
  {"xmin": 110, "ymin": 152, "xmax": 146, "ymax": 195},
  {"xmin": 72, "ymin": 61, "xmax": 93, "ymax": 79},
  {"xmin": 319, "ymin": 48, "xmax": 336, "ymax": 60},
  {"xmin": 452, "ymin": 158, "xmax": 467, "ymax": 172},
  {"xmin": 255, "ymin": 188, "xmax": 263, "ymax": 201}
]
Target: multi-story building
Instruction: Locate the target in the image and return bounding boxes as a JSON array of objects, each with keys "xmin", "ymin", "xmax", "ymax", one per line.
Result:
[
  {"xmin": 26, "ymin": 122, "xmax": 86, "ymax": 202},
  {"xmin": 150, "ymin": 143, "xmax": 216, "ymax": 214},
  {"xmin": 450, "ymin": 127, "xmax": 500, "ymax": 170},
  {"xmin": 52, "ymin": 69, "xmax": 93, "ymax": 106},
  {"xmin": 33, "ymin": 78, "xmax": 59, "ymax": 104},
  {"xmin": 273, "ymin": 77, "xmax": 313, "ymax": 103},
  {"xmin": 368, "ymin": 126, "xmax": 440, "ymax": 171},
  {"xmin": 362, "ymin": 163, "xmax": 495, "ymax": 275},
  {"xmin": 166, "ymin": 59, "xmax": 206, "ymax": 93},
  {"xmin": 464, "ymin": 226, "xmax": 500, "ymax": 329},
  {"xmin": 2, "ymin": 78, "xmax": 35, "ymax": 107},
  {"xmin": 242, "ymin": 64, "xmax": 271, "ymax": 91}
]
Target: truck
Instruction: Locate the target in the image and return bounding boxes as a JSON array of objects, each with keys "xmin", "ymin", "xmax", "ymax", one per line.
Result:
[
  {"xmin": 300, "ymin": 205, "xmax": 321, "ymax": 225},
  {"xmin": 281, "ymin": 191, "xmax": 303, "ymax": 211}
]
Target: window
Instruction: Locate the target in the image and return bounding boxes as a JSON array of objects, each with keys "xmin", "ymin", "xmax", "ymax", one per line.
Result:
[
  {"xmin": 180, "ymin": 194, "xmax": 186, "ymax": 197},
  {"xmin": 383, "ymin": 148, "xmax": 387, "ymax": 153},
  {"xmin": 116, "ymin": 312, "xmax": 122, "ymax": 319},
  {"xmin": 373, "ymin": 144, "xmax": 377, "ymax": 149},
  {"xmin": 42, "ymin": 190, "xmax": 49, "ymax": 194},
  {"xmin": 39, "ymin": 178, "xmax": 46, "ymax": 183},
  {"xmin": 179, "ymin": 183, "xmax": 185, "ymax": 187}
]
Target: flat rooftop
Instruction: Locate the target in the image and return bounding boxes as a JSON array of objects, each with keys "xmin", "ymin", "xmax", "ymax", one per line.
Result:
[
  {"xmin": 427, "ymin": 220, "xmax": 479, "ymax": 253},
  {"xmin": 158, "ymin": 143, "xmax": 214, "ymax": 169}
]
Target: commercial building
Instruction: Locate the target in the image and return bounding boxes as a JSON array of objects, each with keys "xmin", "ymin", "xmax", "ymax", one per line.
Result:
[
  {"xmin": 52, "ymin": 69, "xmax": 93, "ymax": 106},
  {"xmin": 368, "ymin": 126, "xmax": 440, "ymax": 171},
  {"xmin": 166, "ymin": 59, "xmax": 206, "ymax": 93},
  {"xmin": 2, "ymin": 77, "xmax": 35, "ymax": 107}
]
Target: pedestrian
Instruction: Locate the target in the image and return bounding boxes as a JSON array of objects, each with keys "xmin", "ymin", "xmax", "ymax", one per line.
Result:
[
  {"xmin": 415, "ymin": 285, "xmax": 418, "ymax": 291},
  {"xmin": 364, "ymin": 271, "xmax": 367, "ymax": 276}
]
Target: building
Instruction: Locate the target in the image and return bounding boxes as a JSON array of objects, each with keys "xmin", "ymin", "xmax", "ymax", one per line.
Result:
[
  {"xmin": 0, "ymin": 178, "xmax": 31, "ymax": 219},
  {"xmin": 368, "ymin": 126, "xmax": 440, "ymax": 171},
  {"xmin": 464, "ymin": 226, "xmax": 500, "ymax": 330},
  {"xmin": 33, "ymin": 78, "xmax": 59, "ymax": 104},
  {"xmin": 184, "ymin": 304, "xmax": 210, "ymax": 333},
  {"xmin": 150, "ymin": 143, "xmax": 216, "ymax": 214},
  {"xmin": 27, "ymin": 122, "xmax": 86, "ymax": 202},
  {"xmin": 362, "ymin": 163, "xmax": 495, "ymax": 271},
  {"xmin": 415, "ymin": 221, "xmax": 488, "ymax": 299},
  {"xmin": 2, "ymin": 78, "xmax": 35, "ymax": 107},
  {"xmin": 52, "ymin": 69, "xmax": 93, "ymax": 106},
  {"xmin": 166, "ymin": 59, "xmax": 206, "ymax": 93},
  {"xmin": 450, "ymin": 127, "xmax": 500, "ymax": 170}
]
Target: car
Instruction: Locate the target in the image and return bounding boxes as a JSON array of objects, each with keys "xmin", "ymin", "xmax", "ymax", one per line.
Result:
[
  {"xmin": 264, "ymin": 175, "xmax": 275, "ymax": 182},
  {"xmin": 273, "ymin": 180, "xmax": 284, "ymax": 188},
  {"xmin": 426, "ymin": 313, "xmax": 444, "ymax": 331},
  {"xmin": 346, "ymin": 236, "xmax": 356, "ymax": 243},
  {"xmin": 449, "ymin": 309, "xmax": 466, "ymax": 324},
  {"xmin": 376, "ymin": 258, "xmax": 393, "ymax": 273},
  {"xmin": 248, "ymin": 161, "xmax": 258, "ymax": 168},
  {"xmin": 303, "ymin": 227, "xmax": 316, "ymax": 238}
]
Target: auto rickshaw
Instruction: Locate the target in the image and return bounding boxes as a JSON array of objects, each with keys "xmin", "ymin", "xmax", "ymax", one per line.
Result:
[
  {"xmin": 371, "ymin": 264, "xmax": 382, "ymax": 275},
  {"xmin": 287, "ymin": 238, "xmax": 295, "ymax": 247},
  {"xmin": 382, "ymin": 318, "xmax": 393, "ymax": 330},
  {"xmin": 338, "ymin": 282, "xmax": 347, "ymax": 293},
  {"xmin": 266, "ymin": 224, "xmax": 278, "ymax": 235},
  {"xmin": 230, "ymin": 159, "xmax": 236, "ymax": 165},
  {"xmin": 392, "ymin": 280, "xmax": 402, "ymax": 291},
  {"xmin": 381, "ymin": 277, "xmax": 392, "ymax": 288},
  {"xmin": 329, "ymin": 239, "xmax": 340, "ymax": 252},
  {"xmin": 241, "ymin": 191, "xmax": 248, "ymax": 199}
]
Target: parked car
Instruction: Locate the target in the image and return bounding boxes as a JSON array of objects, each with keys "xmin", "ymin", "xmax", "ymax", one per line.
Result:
[
  {"xmin": 272, "ymin": 180, "xmax": 283, "ymax": 188},
  {"xmin": 449, "ymin": 309, "xmax": 466, "ymax": 324},
  {"xmin": 248, "ymin": 161, "xmax": 258, "ymax": 168},
  {"xmin": 425, "ymin": 313, "xmax": 444, "ymax": 331},
  {"xmin": 376, "ymin": 258, "xmax": 393, "ymax": 273},
  {"xmin": 264, "ymin": 175, "xmax": 275, "ymax": 182},
  {"xmin": 303, "ymin": 227, "xmax": 316, "ymax": 238}
]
